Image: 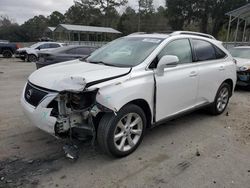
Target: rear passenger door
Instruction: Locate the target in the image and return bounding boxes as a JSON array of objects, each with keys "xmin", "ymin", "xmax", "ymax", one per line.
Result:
[
  {"xmin": 155, "ymin": 38, "xmax": 199, "ymax": 121},
  {"xmin": 191, "ymin": 39, "xmax": 227, "ymax": 104}
]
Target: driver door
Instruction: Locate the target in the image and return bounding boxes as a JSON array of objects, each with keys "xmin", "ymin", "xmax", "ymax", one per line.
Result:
[{"xmin": 155, "ymin": 38, "xmax": 199, "ymax": 121}]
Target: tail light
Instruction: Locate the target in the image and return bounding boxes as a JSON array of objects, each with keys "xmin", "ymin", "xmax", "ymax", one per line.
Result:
[{"xmin": 16, "ymin": 43, "xmax": 21, "ymax": 49}]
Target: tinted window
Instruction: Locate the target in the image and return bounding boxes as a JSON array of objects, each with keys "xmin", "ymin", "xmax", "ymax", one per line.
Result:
[
  {"xmin": 75, "ymin": 47, "xmax": 90, "ymax": 54},
  {"xmin": 214, "ymin": 46, "xmax": 226, "ymax": 59},
  {"xmin": 49, "ymin": 43, "xmax": 60, "ymax": 48},
  {"xmin": 193, "ymin": 39, "xmax": 216, "ymax": 61},
  {"xmin": 38, "ymin": 43, "xmax": 50, "ymax": 49},
  {"xmin": 158, "ymin": 39, "xmax": 192, "ymax": 64},
  {"xmin": 66, "ymin": 48, "xmax": 77, "ymax": 54}
]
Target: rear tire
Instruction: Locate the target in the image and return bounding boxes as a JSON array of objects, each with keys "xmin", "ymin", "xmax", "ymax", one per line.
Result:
[
  {"xmin": 2, "ymin": 50, "xmax": 12, "ymax": 58},
  {"xmin": 209, "ymin": 82, "xmax": 231, "ymax": 115},
  {"xmin": 28, "ymin": 54, "xmax": 37, "ymax": 62},
  {"xmin": 97, "ymin": 104, "xmax": 146, "ymax": 158}
]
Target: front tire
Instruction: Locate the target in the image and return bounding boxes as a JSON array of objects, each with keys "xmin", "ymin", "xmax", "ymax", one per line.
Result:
[
  {"xmin": 97, "ymin": 104, "xmax": 146, "ymax": 157},
  {"xmin": 28, "ymin": 54, "xmax": 37, "ymax": 62},
  {"xmin": 209, "ymin": 82, "xmax": 231, "ymax": 115}
]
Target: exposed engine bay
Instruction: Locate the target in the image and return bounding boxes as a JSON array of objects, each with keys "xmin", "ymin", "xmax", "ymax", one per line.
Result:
[{"xmin": 50, "ymin": 88, "xmax": 111, "ymax": 141}]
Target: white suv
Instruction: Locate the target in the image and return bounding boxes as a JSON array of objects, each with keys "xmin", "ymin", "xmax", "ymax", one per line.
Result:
[{"xmin": 21, "ymin": 31, "xmax": 236, "ymax": 157}]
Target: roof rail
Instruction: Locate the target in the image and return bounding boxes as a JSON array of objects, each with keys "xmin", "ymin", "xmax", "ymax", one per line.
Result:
[{"xmin": 171, "ymin": 31, "xmax": 215, "ymax": 39}]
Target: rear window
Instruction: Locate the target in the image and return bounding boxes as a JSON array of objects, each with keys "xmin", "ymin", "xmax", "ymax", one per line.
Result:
[{"xmin": 192, "ymin": 39, "xmax": 216, "ymax": 61}]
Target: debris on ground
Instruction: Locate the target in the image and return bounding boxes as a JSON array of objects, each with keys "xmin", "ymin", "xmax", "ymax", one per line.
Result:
[
  {"xmin": 63, "ymin": 143, "xmax": 79, "ymax": 161},
  {"xmin": 196, "ymin": 149, "xmax": 201, "ymax": 157}
]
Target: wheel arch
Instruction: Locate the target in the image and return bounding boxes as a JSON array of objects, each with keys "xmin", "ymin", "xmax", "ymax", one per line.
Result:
[
  {"xmin": 94, "ymin": 98, "xmax": 152, "ymax": 129},
  {"xmin": 223, "ymin": 79, "xmax": 234, "ymax": 97},
  {"xmin": 123, "ymin": 99, "xmax": 152, "ymax": 128}
]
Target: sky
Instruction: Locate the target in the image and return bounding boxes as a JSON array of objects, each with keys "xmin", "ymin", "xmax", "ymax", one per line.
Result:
[{"xmin": 0, "ymin": 0, "xmax": 165, "ymax": 25}]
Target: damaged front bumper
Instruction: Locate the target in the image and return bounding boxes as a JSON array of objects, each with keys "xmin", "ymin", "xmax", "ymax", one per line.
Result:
[
  {"xmin": 21, "ymin": 87, "xmax": 58, "ymax": 134},
  {"xmin": 237, "ymin": 71, "xmax": 250, "ymax": 87},
  {"xmin": 21, "ymin": 82, "xmax": 106, "ymax": 139}
]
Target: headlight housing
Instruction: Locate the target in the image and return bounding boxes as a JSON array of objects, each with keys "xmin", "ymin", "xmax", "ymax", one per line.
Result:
[
  {"xmin": 69, "ymin": 89, "xmax": 98, "ymax": 111},
  {"xmin": 239, "ymin": 65, "xmax": 250, "ymax": 72}
]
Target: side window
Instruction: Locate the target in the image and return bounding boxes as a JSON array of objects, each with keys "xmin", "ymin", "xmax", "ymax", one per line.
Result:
[
  {"xmin": 158, "ymin": 39, "xmax": 192, "ymax": 64},
  {"xmin": 214, "ymin": 45, "xmax": 227, "ymax": 59},
  {"xmin": 192, "ymin": 39, "xmax": 216, "ymax": 61},
  {"xmin": 49, "ymin": 43, "xmax": 60, "ymax": 48},
  {"xmin": 74, "ymin": 47, "xmax": 90, "ymax": 54},
  {"xmin": 38, "ymin": 43, "xmax": 50, "ymax": 49},
  {"xmin": 66, "ymin": 48, "xmax": 77, "ymax": 54}
]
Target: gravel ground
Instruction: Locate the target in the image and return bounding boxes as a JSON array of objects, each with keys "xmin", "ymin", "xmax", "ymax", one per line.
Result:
[{"xmin": 0, "ymin": 57, "xmax": 250, "ymax": 188}]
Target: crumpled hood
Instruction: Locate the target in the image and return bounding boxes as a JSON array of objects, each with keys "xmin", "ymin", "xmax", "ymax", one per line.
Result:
[
  {"xmin": 28, "ymin": 59, "xmax": 131, "ymax": 92},
  {"xmin": 235, "ymin": 57, "xmax": 250, "ymax": 69}
]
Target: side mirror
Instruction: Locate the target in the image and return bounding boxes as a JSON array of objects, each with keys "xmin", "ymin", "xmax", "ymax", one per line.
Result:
[
  {"xmin": 36, "ymin": 47, "xmax": 40, "ymax": 50},
  {"xmin": 156, "ymin": 55, "xmax": 179, "ymax": 76}
]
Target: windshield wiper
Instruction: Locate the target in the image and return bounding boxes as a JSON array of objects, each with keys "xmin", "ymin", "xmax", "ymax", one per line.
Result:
[{"xmin": 87, "ymin": 61, "xmax": 117, "ymax": 67}]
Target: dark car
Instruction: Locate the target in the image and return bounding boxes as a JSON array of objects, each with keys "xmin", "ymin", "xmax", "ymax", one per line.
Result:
[
  {"xmin": 0, "ymin": 41, "xmax": 20, "ymax": 58},
  {"xmin": 35, "ymin": 45, "xmax": 97, "ymax": 69}
]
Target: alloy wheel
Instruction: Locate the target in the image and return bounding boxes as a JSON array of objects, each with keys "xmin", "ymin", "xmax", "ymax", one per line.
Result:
[
  {"xmin": 216, "ymin": 87, "xmax": 229, "ymax": 112},
  {"xmin": 114, "ymin": 113, "xmax": 143, "ymax": 152}
]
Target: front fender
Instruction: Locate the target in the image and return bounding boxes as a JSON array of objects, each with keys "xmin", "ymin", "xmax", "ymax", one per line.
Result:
[{"xmin": 96, "ymin": 71, "xmax": 154, "ymax": 114}]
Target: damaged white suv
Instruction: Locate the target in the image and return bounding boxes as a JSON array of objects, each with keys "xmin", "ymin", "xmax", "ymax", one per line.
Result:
[{"xmin": 21, "ymin": 31, "xmax": 236, "ymax": 157}]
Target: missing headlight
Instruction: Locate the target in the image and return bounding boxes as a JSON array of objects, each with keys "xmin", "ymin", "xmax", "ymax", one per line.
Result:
[{"xmin": 69, "ymin": 89, "xmax": 98, "ymax": 111}]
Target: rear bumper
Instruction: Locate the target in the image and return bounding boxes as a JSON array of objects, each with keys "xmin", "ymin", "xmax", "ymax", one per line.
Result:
[{"xmin": 21, "ymin": 85, "xmax": 58, "ymax": 135}]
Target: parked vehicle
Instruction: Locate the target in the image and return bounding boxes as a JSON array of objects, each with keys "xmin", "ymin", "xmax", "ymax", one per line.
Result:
[
  {"xmin": 229, "ymin": 46, "xmax": 250, "ymax": 88},
  {"xmin": 21, "ymin": 31, "xmax": 236, "ymax": 157},
  {"xmin": 0, "ymin": 41, "xmax": 20, "ymax": 58},
  {"xmin": 36, "ymin": 45, "xmax": 97, "ymax": 69},
  {"xmin": 15, "ymin": 42, "xmax": 65, "ymax": 62}
]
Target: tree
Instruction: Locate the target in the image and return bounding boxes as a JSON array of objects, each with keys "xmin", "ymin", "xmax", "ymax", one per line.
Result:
[
  {"xmin": 0, "ymin": 15, "xmax": 15, "ymax": 27},
  {"xmin": 138, "ymin": 0, "xmax": 154, "ymax": 15},
  {"xmin": 21, "ymin": 15, "xmax": 48, "ymax": 41},
  {"xmin": 166, "ymin": 0, "xmax": 248, "ymax": 37},
  {"xmin": 117, "ymin": 6, "xmax": 138, "ymax": 35},
  {"xmin": 47, "ymin": 11, "xmax": 65, "ymax": 26},
  {"xmin": 75, "ymin": 0, "xmax": 128, "ymax": 26}
]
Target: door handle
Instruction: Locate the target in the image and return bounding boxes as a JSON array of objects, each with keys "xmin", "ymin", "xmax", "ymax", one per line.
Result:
[
  {"xmin": 189, "ymin": 71, "xmax": 198, "ymax": 77},
  {"xmin": 219, "ymin": 66, "xmax": 225, "ymax": 71}
]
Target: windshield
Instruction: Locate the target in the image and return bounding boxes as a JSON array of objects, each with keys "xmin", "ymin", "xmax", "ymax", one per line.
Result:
[
  {"xmin": 86, "ymin": 37, "xmax": 163, "ymax": 67},
  {"xmin": 229, "ymin": 48, "xmax": 250, "ymax": 59},
  {"xmin": 30, "ymin": 43, "xmax": 41, "ymax": 49}
]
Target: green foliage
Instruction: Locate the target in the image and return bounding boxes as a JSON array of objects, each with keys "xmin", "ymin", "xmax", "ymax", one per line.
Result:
[
  {"xmin": 166, "ymin": 0, "xmax": 248, "ymax": 38},
  {"xmin": 47, "ymin": 11, "xmax": 65, "ymax": 26}
]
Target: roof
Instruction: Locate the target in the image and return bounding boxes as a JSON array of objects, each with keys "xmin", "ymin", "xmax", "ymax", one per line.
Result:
[
  {"xmin": 45, "ymin": 27, "xmax": 56, "ymax": 32},
  {"xmin": 54, "ymin": 24, "xmax": 121, "ymax": 34},
  {"xmin": 234, "ymin": 46, "xmax": 250, "ymax": 49},
  {"xmin": 226, "ymin": 3, "xmax": 250, "ymax": 22}
]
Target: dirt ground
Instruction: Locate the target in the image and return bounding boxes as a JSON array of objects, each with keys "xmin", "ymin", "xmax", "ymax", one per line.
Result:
[{"xmin": 0, "ymin": 57, "xmax": 250, "ymax": 188}]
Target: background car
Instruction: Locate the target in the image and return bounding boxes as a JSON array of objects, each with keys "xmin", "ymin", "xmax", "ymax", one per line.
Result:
[
  {"xmin": 35, "ymin": 45, "xmax": 98, "ymax": 69},
  {"xmin": 228, "ymin": 46, "xmax": 250, "ymax": 88},
  {"xmin": 15, "ymin": 42, "xmax": 65, "ymax": 62},
  {"xmin": 0, "ymin": 41, "xmax": 20, "ymax": 58}
]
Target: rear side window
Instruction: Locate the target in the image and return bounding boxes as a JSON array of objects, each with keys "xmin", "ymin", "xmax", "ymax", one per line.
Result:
[
  {"xmin": 158, "ymin": 39, "xmax": 193, "ymax": 64},
  {"xmin": 214, "ymin": 46, "xmax": 227, "ymax": 59},
  {"xmin": 192, "ymin": 39, "xmax": 216, "ymax": 61}
]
